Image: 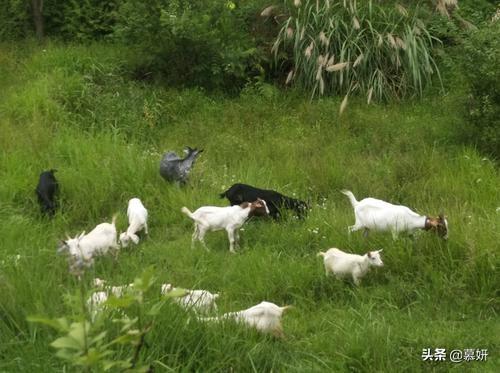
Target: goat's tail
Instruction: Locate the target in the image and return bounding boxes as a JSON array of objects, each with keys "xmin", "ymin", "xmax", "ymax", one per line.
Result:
[
  {"xmin": 341, "ymin": 190, "xmax": 358, "ymax": 207},
  {"xmin": 280, "ymin": 305, "xmax": 293, "ymax": 312},
  {"xmin": 181, "ymin": 207, "xmax": 194, "ymax": 219},
  {"xmin": 317, "ymin": 251, "xmax": 326, "ymax": 258}
]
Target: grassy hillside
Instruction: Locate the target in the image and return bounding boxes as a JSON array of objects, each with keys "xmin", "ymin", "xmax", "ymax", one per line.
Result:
[{"xmin": 0, "ymin": 43, "xmax": 498, "ymax": 372}]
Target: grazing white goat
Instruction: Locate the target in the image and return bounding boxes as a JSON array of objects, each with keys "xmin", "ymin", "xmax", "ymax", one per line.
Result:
[
  {"xmin": 318, "ymin": 248, "xmax": 384, "ymax": 286},
  {"xmin": 119, "ymin": 198, "xmax": 149, "ymax": 247},
  {"xmin": 58, "ymin": 215, "xmax": 119, "ymax": 265},
  {"xmin": 87, "ymin": 279, "xmax": 134, "ymax": 320},
  {"xmin": 199, "ymin": 301, "xmax": 292, "ymax": 338},
  {"xmin": 341, "ymin": 190, "xmax": 448, "ymax": 240},
  {"xmin": 161, "ymin": 284, "xmax": 219, "ymax": 314},
  {"xmin": 181, "ymin": 199, "xmax": 269, "ymax": 253}
]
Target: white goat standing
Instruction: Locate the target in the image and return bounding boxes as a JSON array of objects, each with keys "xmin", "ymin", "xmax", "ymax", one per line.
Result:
[
  {"xmin": 119, "ymin": 198, "xmax": 148, "ymax": 247},
  {"xmin": 318, "ymin": 248, "xmax": 384, "ymax": 286},
  {"xmin": 341, "ymin": 190, "xmax": 448, "ymax": 240},
  {"xmin": 161, "ymin": 284, "xmax": 219, "ymax": 314},
  {"xmin": 181, "ymin": 199, "xmax": 269, "ymax": 253},
  {"xmin": 199, "ymin": 301, "xmax": 292, "ymax": 338},
  {"xmin": 58, "ymin": 215, "xmax": 119, "ymax": 265}
]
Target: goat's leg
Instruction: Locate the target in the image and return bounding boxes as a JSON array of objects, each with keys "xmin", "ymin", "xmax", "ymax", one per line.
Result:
[
  {"xmin": 197, "ymin": 226, "xmax": 209, "ymax": 251},
  {"xmin": 144, "ymin": 222, "xmax": 149, "ymax": 236},
  {"xmin": 352, "ymin": 275, "xmax": 361, "ymax": 286},
  {"xmin": 363, "ymin": 228, "xmax": 369, "ymax": 238},
  {"xmin": 191, "ymin": 225, "xmax": 199, "ymax": 249},
  {"xmin": 226, "ymin": 228, "xmax": 236, "ymax": 254},
  {"xmin": 234, "ymin": 229, "xmax": 240, "ymax": 250}
]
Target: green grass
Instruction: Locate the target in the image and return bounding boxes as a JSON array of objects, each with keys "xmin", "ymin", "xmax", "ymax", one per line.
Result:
[{"xmin": 0, "ymin": 42, "xmax": 498, "ymax": 372}]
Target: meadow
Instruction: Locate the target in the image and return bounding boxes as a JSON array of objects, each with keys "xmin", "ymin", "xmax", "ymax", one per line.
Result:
[{"xmin": 0, "ymin": 42, "xmax": 498, "ymax": 372}]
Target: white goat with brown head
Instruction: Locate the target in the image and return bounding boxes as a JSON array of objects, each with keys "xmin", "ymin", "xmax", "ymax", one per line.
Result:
[
  {"xmin": 181, "ymin": 199, "xmax": 269, "ymax": 253},
  {"xmin": 341, "ymin": 190, "xmax": 448, "ymax": 240}
]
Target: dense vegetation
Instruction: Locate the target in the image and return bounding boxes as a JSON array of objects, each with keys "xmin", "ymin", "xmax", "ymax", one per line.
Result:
[{"xmin": 0, "ymin": 0, "xmax": 498, "ymax": 371}]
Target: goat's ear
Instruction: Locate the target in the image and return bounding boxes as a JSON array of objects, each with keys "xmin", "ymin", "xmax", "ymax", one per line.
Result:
[
  {"xmin": 66, "ymin": 233, "xmax": 71, "ymax": 240},
  {"xmin": 78, "ymin": 231, "xmax": 86, "ymax": 239},
  {"xmin": 377, "ymin": 249, "xmax": 383, "ymax": 253},
  {"xmin": 438, "ymin": 212, "xmax": 445, "ymax": 220},
  {"xmin": 367, "ymin": 251, "xmax": 372, "ymax": 258}
]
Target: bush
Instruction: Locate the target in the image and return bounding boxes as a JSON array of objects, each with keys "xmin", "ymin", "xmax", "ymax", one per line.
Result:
[
  {"xmin": 0, "ymin": 0, "xmax": 31, "ymax": 39},
  {"xmin": 272, "ymin": 0, "xmax": 441, "ymax": 103},
  {"xmin": 461, "ymin": 17, "xmax": 500, "ymax": 159},
  {"xmin": 114, "ymin": 0, "xmax": 272, "ymax": 92}
]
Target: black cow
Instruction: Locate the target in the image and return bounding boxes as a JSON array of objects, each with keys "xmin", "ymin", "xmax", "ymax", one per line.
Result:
[
  {"xmin": 220, "ymin": 183, "xmax": 308, "ymax": 219},
  {"xmin": 35, "ymin": 169, "xmax": 59, "ymax": 216}
]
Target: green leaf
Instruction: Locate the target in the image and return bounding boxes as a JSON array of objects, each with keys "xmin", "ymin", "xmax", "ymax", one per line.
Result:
[
  {"xmin": 146, "ymin": 300, "xmax": 165, "ymax": 316},
  {"xmin": 51, "ymin": 336, "xmax": 82, "ymax": 351},
  {"xmin": 163, "ymin": 288, "xmax": 188, "ymax": 298},
  {"xmin": 105, "ymin": 294, "xmax": 135, "ymax": 308},
  {"xmin": 27, "ymin": 316, "xmax": 70, "ymax": 332}
]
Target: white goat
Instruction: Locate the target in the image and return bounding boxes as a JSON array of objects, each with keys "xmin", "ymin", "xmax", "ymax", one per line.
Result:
[
  {"xmin": 119, "ymin": 198, "xmax": 148, "ymax": 247},
  {"xmin": 199, "ymin": 301, "xmax": 292, "ymax": 338},
  {"xmin": 181, "ymin": 199, "xmax": 269, "ymax": 253},
  {"xmin": 341, "ymin": 190, "xmax": 448, "ymax": 240},
  {"xmin": 58, "ymin": 215, "xmax": 119, "ymax": 265},
  {"xmin": 318, "ymin": 248, "xmax": 384, "ymax": 286},
  {"xmin": 87, "ymin": 279, "xmax": 134, "ymax": 321},
  {"xmin": 161, "ymin": 284, "xmax": 219, "ymax": 314}
]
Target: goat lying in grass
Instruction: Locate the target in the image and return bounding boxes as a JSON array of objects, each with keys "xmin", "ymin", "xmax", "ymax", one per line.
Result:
[
  {"xmin": 181, "ymin": 199, "xmax": 269, "ymax": 253},
  {"xmin": 341, "ymin": 190, "xmax": 448, "ymax": 240},
  {"xmin": 87, "ymin": 278, "xmax": 134, "ymax": 321},
  {"xmin": 35, "ymin": 169, "xmax": 59, "ymax": 217},
  {"xmin": 58, "ymin": 215, "xmax": 119, "ymax": 266},
  {"xmin": 198, "ymin": 301, "xmax": 292, "ymax": 338},
  {"xmin": 318, "ymin": 248, "xmax": 384, "ymax": 286},
  {"xmin": 220, "ymin": 183, "xmax": 308, "ymax": 219},
  {"xmin": 161, "ymin": 284, "xmax": 219, "ymax": 314},
  {"xmin": 119, "ymin": 198, "xmax": 148, "ymax": 247},
  {"xmin": 159, "ymin": 146, "xmax": 203, "ymax": 185}
]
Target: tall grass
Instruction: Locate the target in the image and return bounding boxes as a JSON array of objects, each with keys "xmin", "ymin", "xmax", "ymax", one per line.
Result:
[
  {"xmin": 0, "ymin": 43, "xmax": 498, "ymax": 371},
  {"xmin": 273, "ymin": 0, "xmax": 441, "ymax": 105}
]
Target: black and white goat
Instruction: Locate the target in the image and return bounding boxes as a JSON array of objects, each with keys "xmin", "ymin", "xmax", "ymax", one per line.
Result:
[
  {"xmin": 159, "ymin": 146, "xmax": 203, "ymax": 185},
  {"xmin": 220, "ymin": 183, "xmax": 308, "ymax": 219},
  {"xmin": 35, "ymin": 169, "xmax": 59, "ymax": 216}
]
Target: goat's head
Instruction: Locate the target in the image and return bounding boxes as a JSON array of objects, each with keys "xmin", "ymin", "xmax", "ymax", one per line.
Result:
[
  {"xmin": 366, "ymin": 249, "xmax": 384, "ymax": 267},
  {"xmin": 58, "ymin": 231, "xmax": 85, "ymax": 255},
  {"xmin": 119, "ymin": 232, "xmax": 139, "ymax": 247},
  {"xmin": 425, "ymin": 214, "xmax": 448, "ymax": 239},
  {"xmin": 184, "ymin": 146, "xmax": 204, "ymax": 159},
  {"xmin": 247, "ymin": 198, "xmax": 270, "ymax": 217}
]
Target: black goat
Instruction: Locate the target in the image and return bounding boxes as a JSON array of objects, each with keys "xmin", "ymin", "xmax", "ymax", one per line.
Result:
[
  {"xmin": 159, "ymin": 146, "xmax": 203, "ymax": 185},
  {"xmin": 35, "ymin": 169, "xmax": 59, "ymax": 217},
  {"xmin": 220, "ymin": 183, "xmax": 308, "ymax": 219}
]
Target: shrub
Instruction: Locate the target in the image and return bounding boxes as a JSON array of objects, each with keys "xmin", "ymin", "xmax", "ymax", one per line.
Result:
[
  {"xmin": 114, "ymin": 0, "xmax": 271, "ymax": 92},
  {"xmin": 461, "ymin": 17, "xmax": 500, "ymax": 159},
  {"xmin": 272, "ymin": 0, "xmax": 441, "ymax": 104}
]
